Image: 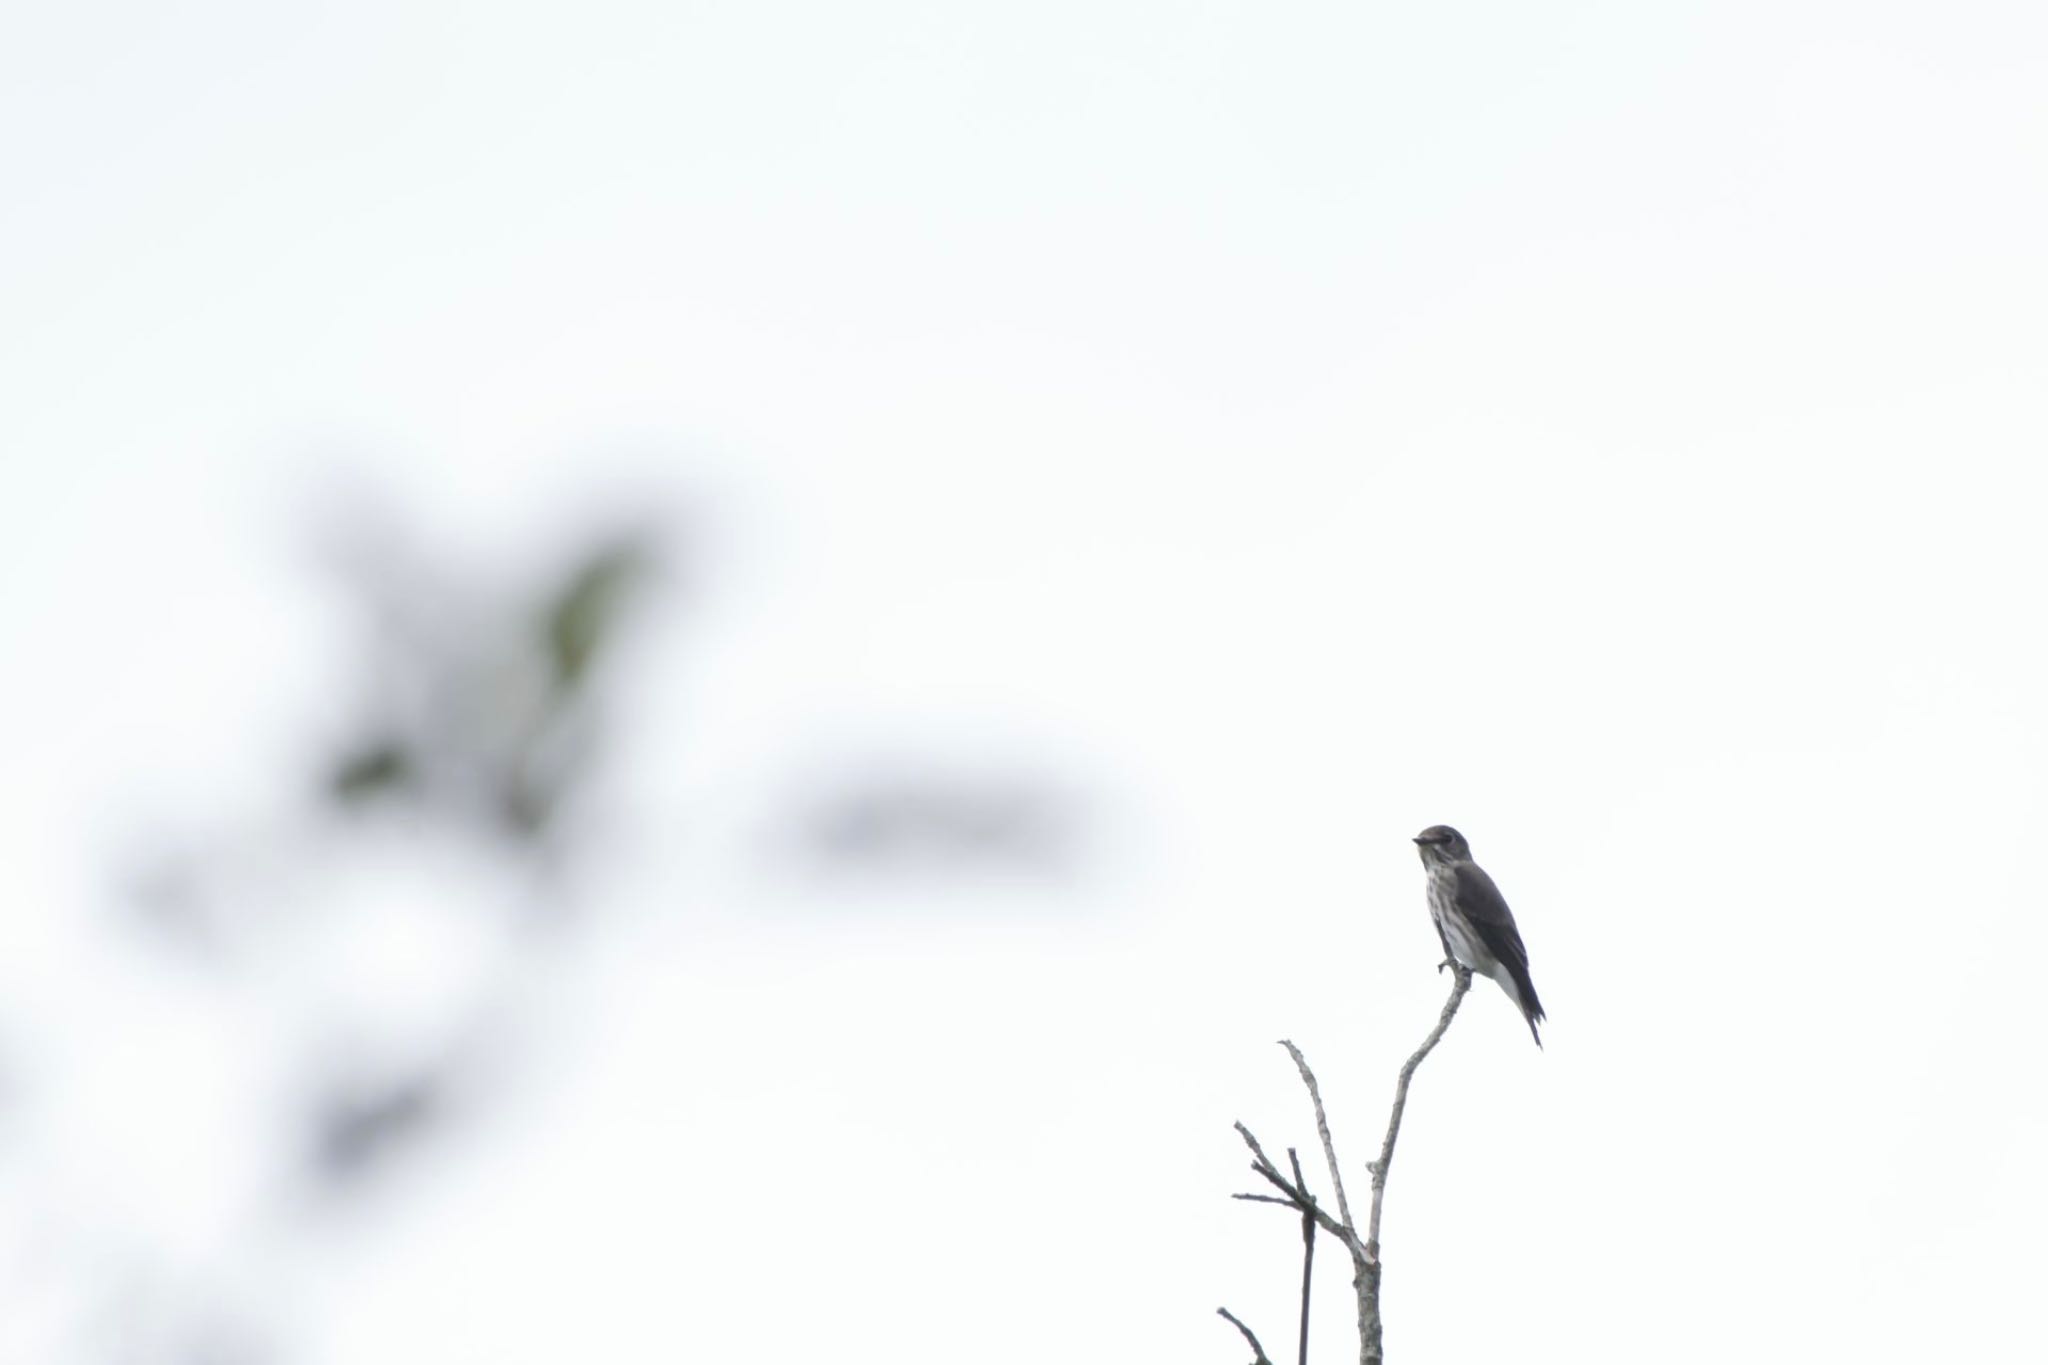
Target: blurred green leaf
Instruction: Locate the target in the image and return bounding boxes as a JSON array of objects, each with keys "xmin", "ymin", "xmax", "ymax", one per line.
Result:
[
  {"xmin": 541, "ymin": 539, "xmax": 646, "ymax": 691},
  {"xmin": 328, "ymin": 740, "xmax": 413, "ymax": 804}
]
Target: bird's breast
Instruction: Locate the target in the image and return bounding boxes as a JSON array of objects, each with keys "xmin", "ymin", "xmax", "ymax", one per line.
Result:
[{"xmin": 1425, "ymin": 869, "xmax": 1493, "ymax": 973}]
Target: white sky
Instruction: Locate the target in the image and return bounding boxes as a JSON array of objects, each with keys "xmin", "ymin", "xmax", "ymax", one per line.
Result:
[{"xmin": 5, "ymin": 1, "xmax": 2048, "ymax": 1361}]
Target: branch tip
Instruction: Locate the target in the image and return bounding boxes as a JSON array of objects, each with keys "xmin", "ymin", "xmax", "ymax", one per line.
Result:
[{"xmin": 1217, "ymin": 1307, "xmax": 1275, "ymax": 1365}]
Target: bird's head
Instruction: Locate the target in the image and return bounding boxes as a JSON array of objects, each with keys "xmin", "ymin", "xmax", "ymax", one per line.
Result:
[{"xmin": 1413, "ymin": 824, "xmax": 1470, "ymax": 863}]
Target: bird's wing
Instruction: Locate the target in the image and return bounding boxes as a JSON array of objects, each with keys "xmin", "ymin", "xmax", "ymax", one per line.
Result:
[{"xmin": 1454, "ymin": 861, "xmax": 1544, "ymax": 1019}]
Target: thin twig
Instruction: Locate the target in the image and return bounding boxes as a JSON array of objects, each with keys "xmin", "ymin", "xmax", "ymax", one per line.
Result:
[
  {"xmin": 1366, "ymin": 966, "xmax": 1471, "ymax": 1259},
  {"xmin": 1264, "ymin": 1045, "xmax": 1374, "ymax": 1365},
  {"xmin": 1289, "ymin": 1148, "xmax": 1314, "ymax": 1365},
  {"xmin": 1357, "ymin": 965, "xmax": 1472, "ymax": 1365},
  {"xmin": 1231, "ymin": 969, "xmax": 1474, "ymax": 1365},
  {"xmin": 1233, "ymin": 1118, "xmax": 1282, "ymax": 1174},
  {"xmin": 1217, "ymin": 1308, "xmax": 1275, "ymax": 1365},
  {"xmin": 1279, "ymin": 1039, "xmax": 1356, "ymax": 1235},
  {"xmin": 1234, "ymin": 1121, "xmax": 1356, "ymax": 1245}
]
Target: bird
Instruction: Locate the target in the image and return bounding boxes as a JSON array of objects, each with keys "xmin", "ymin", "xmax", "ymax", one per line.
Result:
[{"xmin": 1413, "ymin": 825, "xmax": 1545, "ymax": 1047}]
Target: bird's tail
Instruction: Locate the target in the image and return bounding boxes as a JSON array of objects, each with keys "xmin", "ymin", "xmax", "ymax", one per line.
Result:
[{"xmin": 1513, "ymin": 974, "xmax": 1546, "ymax": 1049}]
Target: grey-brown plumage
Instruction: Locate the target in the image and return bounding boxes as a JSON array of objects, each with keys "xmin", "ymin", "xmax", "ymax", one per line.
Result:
[{"xmin": 1414, "ymin": 825, "xmax": 1545, "ymax": 1047}]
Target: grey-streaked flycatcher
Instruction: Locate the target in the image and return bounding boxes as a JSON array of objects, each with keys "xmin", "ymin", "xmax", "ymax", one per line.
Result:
[{"xmin": 1414, "ymin": 825, "xmax": 1545, "ymax": 1047}]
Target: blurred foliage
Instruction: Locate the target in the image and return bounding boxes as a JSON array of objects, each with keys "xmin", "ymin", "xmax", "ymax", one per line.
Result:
[
  {"xmin": 542, "ymin": 538, "xmax": 648, "ymax": 695},
  {"xmin": 328, "ymin": 739, "xmax": 413, "ymax": 805},
  {"xmin": 803, "ymin": 772, "xmax": 1082, "ymax": 878},
  {"xmin": 311, "ymin": 1068, "xmax": 445, "ymax": 1186},
  {"xmin": 317, "ymin": 525, "xmax": 658, "ymax": 847},
  {"xmin": 57, "ymin": 485, "xmax": 1092, "ymax": 1365}
]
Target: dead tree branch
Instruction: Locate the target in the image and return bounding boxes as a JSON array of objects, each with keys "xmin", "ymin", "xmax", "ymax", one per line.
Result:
[
  {"xmin": 1216, "ymin": 1307, "xmax": 1274, "ymax": 1365},
  {"xmin": 1280, "ymin": 1040, "xmax": 1355, "ymax": 1233},
  {"xmin": 1233, "ymin": 1121, "xmax": 1354, "ymax": 1247},
  {"xmin": 1366, "ymin": 966, "xmax": 1471, "ymax": 1258},
  {"xmin": 1358, "ymin": 965, "xmax": 1471, "ymax": 1363},
  {"xmin": 1229, "ymin": 965, "xmax": 1473, "ymax": 1365},
  {"xmin": 1290, "ymin": 1149, "xmax": 1314, "ymax": 1365}
]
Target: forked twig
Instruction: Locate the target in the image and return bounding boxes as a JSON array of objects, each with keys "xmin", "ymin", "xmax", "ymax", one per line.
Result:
[
  {"xmin": 1234, "ymin": 1121, "xmax": 1354, "ymax": 1247},
  {"xmin": 1230, "ymin": 965, "xmax": 1474, "ymax": 1365}
]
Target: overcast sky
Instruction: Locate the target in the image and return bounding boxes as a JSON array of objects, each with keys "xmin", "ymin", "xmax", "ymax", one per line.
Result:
[{"xmin": 5, "ymin": 2, "xmax": 2047, "ymax": 1362}]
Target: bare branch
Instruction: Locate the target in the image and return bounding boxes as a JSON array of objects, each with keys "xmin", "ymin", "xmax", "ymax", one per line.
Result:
[
  {"xmin": 1217, "ymin": 1308, "xmax": 1275, "ymax": 1365},
  {"xmin": 1234, "ymin": 1118, "xmax": 1281, "ymax": 1173},
  {"xmin": 1290, "ymin": 1149, "xmax": 1314, "ymax": 1365},
  {"xmin": 1278, "ymin": 1040, "xmax": 1357, "ymax": 1236},
  {"xmin": 1231, "ymin": 967, "xmax": 1475, "ymax": 1365},
  {"xmin": 1356, "ymin": 965, "xmax": 1472, "ymax": 1365},
  {"xmin": 1266, "ymin": 1042, "xmax": 1376, "ymax": 1365},
  {"xmin": 1366, "ymin": 966, "xmax": 1471, "ymax": 1258},
  {"xmin": 1234, "ymin": 1121, "xmax": 1357, "ymax": 1246}
]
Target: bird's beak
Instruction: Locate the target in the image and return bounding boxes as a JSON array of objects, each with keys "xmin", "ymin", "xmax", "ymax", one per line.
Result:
[{"xmin": 1412, "ymin": 835, "xmax": 1434, "ymax": 845}]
